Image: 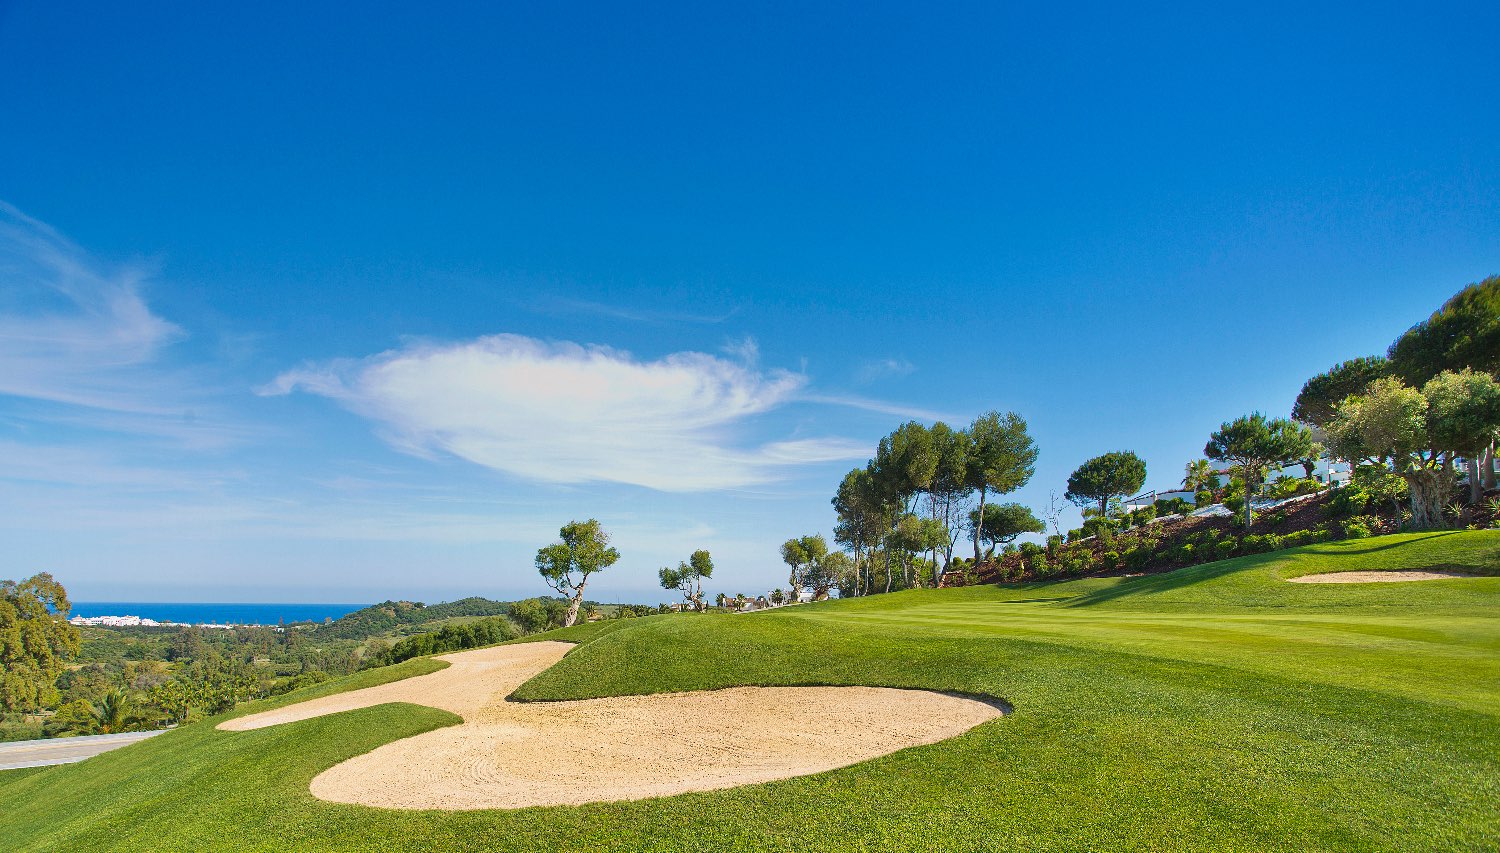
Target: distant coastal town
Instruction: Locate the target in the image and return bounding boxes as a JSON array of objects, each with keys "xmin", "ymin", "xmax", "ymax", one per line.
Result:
[{"xmin": 68, "ymin": 613, "xmax": 278, "ymax": 631}]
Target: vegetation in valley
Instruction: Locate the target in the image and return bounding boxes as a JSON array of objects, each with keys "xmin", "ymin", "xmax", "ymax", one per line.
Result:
[{"xmin": 0, "ymin": 591, "xmax": 613, "ymax": 743}]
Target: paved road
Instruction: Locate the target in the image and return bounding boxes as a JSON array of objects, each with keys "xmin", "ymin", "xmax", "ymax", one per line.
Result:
[{"xmin": 0, "ymin": 730, "xmax": 166, "ymax": 770}]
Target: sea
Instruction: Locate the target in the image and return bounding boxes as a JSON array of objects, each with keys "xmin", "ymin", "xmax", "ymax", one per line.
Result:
[{"xmin": 69, "ymin": 602, "xmax": 368, "ymax": 627}]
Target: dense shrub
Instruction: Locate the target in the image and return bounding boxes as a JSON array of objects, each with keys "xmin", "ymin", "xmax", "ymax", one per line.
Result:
[
  {"xmin": 1341, "ymin": 516, "xmax": 1377, "ymax": 539},
  {"xmin": 378, "ymin": 617, "xmax": 520, "ymax": 666},
  {"xmin": 1241, "ymin": 534, "xmax": 1274, "ymax": 555},
  {"xmin": 1123, "ymin": 546, "xmax": 1154, "ymax": 571},
  {"xmin": 1279, "ymin": 529, "xmax": 1328, "ymax": 548},
  {"xmin": 1194, "ymin": 490, "xmax": 1215, "ymax": 508},
  {"xmin": 1081, "ymin": 517, "xmax": 1118, "ymax": 539},
  {"xmin": 1128, "ymin": 505, "xmax": 1157, "ymax": 527},
  {"xmin": 1099, "ymin": 551, "xmax": 1121, "ymax": 571},
  {"xmin": 1330, "ymin": 486, "xmax": 1371, "ymax": 518},
  {"xmin": 1214, "ymin": 540, "xmax": 1238, "ymax": 560},
  {"xmin": 1154, "ymin": 497, "xmax": 1194, "ymax": 516},
  {"xmin": 1267, "ymin": 477, "xmax": 1321, "ymax": 501}
]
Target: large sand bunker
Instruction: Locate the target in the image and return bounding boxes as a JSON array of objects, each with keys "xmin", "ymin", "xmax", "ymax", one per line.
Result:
[
  {"xmin": 1288, "ymin": 570, "xmax": 1478, "ymax": 583},
  {"xmin": 222, "ymin": 642, "xmax": 1003, "ymax": 810}
]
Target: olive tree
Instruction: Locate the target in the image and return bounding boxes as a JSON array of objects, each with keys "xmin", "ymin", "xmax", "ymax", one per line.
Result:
[
  {"xmin": 1204, "ymin": 414, "xmax": 1313, "ymax": 527},
  {"xmin": 1065, "ymin": 451, "xmax": 1146, "ymax": 519},
  {"xmin": 1329, "ymin": 372, "xmax": 1500, "ymax": 527},
  {"xmin": 535, "ymin": 519, "xmax": 619, "ymax": 627},
  {"xmin": 780, "ymin": 534, "xmax": 828, "ymax": 597},
  {"xmin": 1388, "ymin": 275, "xmax": 1500, "ymax": 490},
  {"xmin": 659, "ymin": 549, "xmax": 714, "ymax": 612}
]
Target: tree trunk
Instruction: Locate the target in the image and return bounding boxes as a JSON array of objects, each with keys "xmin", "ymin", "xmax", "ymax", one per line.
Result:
[
  {"xmin": 1484, "ymin": 441, "xmax": 1497, "ymax": 490},
  {"xmin": 1469, "ymin": 457, "xmax": 1484, "ymax": 505},
  {"xmin": 1244, "ymin": 477, "xmax": 1255, "ymax": 529},
  {"xmin": 1405, "ymin": 470, "xmax": 1449, "ymax": 530},
  {"xmin": 973, "ymin": 486, "xmax": 987, "ymax": 562},
  {"xmin": 563, "ymin": 589, "xmax": 585, "ymax": 627}
]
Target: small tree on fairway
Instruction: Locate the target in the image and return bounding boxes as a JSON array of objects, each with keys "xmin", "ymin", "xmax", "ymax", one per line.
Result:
[
  {"xmin": 968, "ymin": 503, "xmax": 1046, "ymax": 549},
  {"xmin": 535, "ymin": 519, "xmax": 619, "ymax": 627},
  {"xmin": 658, "ymin": 549, "xmax": 714, "ymax": 612},
  {"xmin": 1204, "ymin": 414, "xmax": 1313, "ymax": 527},
  {"xmin": 1065, "ymin": 452, "xmax": 1147, "ymax": 519}
]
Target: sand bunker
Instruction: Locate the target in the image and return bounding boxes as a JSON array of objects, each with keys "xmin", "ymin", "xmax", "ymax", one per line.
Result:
[
  {"xmin": 1288, "ymin": 570, "xmax": 1478, "ymax": 583},
  {"xmin": 223, "ymin": 642, "xmax": 1003, "ymax": 810}
]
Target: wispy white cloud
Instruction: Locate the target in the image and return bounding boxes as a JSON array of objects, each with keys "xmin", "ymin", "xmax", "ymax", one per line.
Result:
[
  {"xmin": 264, "ymin": 334, "xmax": 867, "ymax": 491},
  {"xmin": 855, "ymin": 357, "xmax": 916, "ymax": 384},
  {"xmin": 0, "ymin": 440, "xmax": 239, "ymax": 491},
  {"xmin": 798, "ymin": 392, "xmax": 959, "ymax": 424},
  {"xmin": 533, "ymin": 294, "xmax": 740, "ymax": 325},
  {"xmin": 0, "ymin": 202, "xmax": 185, "ymax": 414}
]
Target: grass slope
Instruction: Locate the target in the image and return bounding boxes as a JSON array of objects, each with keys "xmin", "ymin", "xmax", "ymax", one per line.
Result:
[{"xmin": 3, "ymin": 531, "xmax": 1497, "ymax": 852}]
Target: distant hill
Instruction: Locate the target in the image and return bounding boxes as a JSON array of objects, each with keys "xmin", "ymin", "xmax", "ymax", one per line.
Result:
[{"xmin": 316, "ymin": 597, "xmax": 516, "ymax": 639}]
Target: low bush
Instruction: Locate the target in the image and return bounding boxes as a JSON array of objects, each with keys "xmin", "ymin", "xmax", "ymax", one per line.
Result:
[
  {"xmin": 1330, "ymin": 485, "xmax": 1371, "ymax": 518},
  {"xmin": 1241, "ymin": 534, "xmax": 1275, "ymax": 555},
  {"xmin": 1267, "ymin": 477, "xmax": 1321, "ymax": 501},
  {"xmin": 1215, "ymin": 539, "xmax": 1238, "ymax": 560},
  {"xmin": 1154, "ymin": 497, "xmax": 1194, "ymax": 517},
  {"xmin": 1123, "ymin": 546, "xmax": 1154, "ymax": 571}
]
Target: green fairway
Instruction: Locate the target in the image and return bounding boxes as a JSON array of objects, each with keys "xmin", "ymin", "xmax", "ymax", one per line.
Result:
[{"xmin": 3, "ymin": 531, "xmax": 1497, "ymax": 852}]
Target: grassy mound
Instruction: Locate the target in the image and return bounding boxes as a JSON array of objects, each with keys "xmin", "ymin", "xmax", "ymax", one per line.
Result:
[{"xmin": 3, "ymin": 532, "xmax": 1496, "ymax": 851}]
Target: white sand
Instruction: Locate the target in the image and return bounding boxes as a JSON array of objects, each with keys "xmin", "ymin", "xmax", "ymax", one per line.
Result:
[
  {"xmin": 222, "ymin": 642, "xmax": 1003, "ymax": 810},
  {"xmin": 1287, "ymin": 570, "xmax": 1478, "ymax": 583}
]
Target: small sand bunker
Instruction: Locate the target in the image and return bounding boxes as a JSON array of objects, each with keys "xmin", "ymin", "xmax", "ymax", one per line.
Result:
[
  {"xmin": 224, "ymin": 643, "xmax": 1003, "ymax": 810},
  {"xmin": 1288, "ymin": 570, "xmax": 1478, "ymax": 583},
  {"xmin": 219, "ymin": 641, "xmax": 576, "ymax": 731}
]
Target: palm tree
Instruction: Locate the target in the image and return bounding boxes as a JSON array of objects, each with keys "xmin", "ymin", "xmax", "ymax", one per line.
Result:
[
  {"xmin": 96, "ymin": 690, "xmax": 131, "ymax": 734},
  {"xmin": 1182, "ymin": 459, "xmax": 1220, "ymax": 493}
]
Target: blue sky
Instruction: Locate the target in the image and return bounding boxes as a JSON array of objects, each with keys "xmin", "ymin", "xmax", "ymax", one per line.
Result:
[{"xmin": 1, "ymin": 2, "xmax": 1496, "ymax": 604}]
